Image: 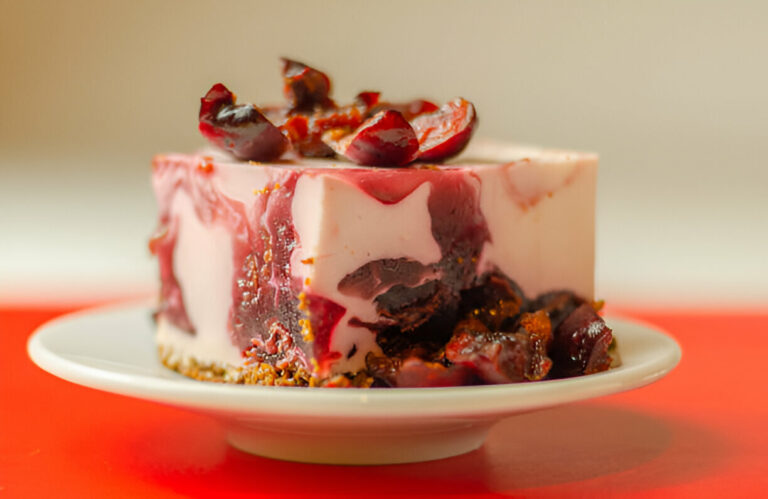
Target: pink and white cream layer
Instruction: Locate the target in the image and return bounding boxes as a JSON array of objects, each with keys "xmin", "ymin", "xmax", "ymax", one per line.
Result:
[{"xmin": 151, "ymin": 140, "xmax": 597, "ymax": 379}]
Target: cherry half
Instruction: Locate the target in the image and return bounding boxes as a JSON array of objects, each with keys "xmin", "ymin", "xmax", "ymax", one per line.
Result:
[
  {"xmin": 324, "ymin": 109, "xmax": 419, "ymax": 167},
  {"xmin": 198, "ymin": 83, "xmax": 288, "ymax": 161},
  {"xmin": 411, "ymin": 97, "xmax": 477, "ymax": 162}
]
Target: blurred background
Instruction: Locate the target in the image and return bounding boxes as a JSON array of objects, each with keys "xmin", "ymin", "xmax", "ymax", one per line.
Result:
[{"xmin": 1, "ymin": 0, "xmax": 766, "ymax": 307}]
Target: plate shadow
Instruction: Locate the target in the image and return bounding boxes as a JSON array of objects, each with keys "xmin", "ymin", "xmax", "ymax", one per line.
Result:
[{"xmin": 111, "ymin": 402, "xmax": 729, "ymax": 495}]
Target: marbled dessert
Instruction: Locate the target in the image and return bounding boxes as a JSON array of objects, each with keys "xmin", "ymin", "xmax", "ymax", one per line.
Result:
[{"xmin": 150, "ymin": 60, "xmax": 614, "ymax": 387}]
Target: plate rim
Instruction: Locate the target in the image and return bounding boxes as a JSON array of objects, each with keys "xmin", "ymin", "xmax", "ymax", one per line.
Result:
[{"xmin": 27, "ymin": 301, "xmax": 682, "ymax": 419}]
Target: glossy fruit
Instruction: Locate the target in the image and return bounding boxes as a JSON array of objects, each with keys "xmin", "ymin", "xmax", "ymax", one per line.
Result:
[
  {"xmin": 198, "ymin": 83, "xmax": 288, "ymax": 161},
  {"xmin": 198, "ymin": 60, "xmax": 480, "ymax": 166},
  {"xmin": 324, "ymin": 110, "xmax": 419, "ymax": 166},
  {"xmin": 459, "ymin": 272, "xmax": 525, "ymax": 331},
  {"xmin": 411, "ymin": 98, "xmax": 477, "ymax": 162},
  {"xmin": 281, "ymin": 104, "xmax": 367, "ymax": 158},
  {"xmin": 199, "ymin": 83, "xmax": 234, "ymax": 118},
  {"xmin": 549, "ymin": 303, "xmax": 613, "ymax": 377},
  {"xmin": 445, "ymin": 315, "xmax": 552, "ymax": 384},
  {"xmin": 281, "ymin": 58, "xmax": 334, "ymax": 112},
  {"xmin": 279, "ymin": 114, "xmax": 332, "ymax": 157}
]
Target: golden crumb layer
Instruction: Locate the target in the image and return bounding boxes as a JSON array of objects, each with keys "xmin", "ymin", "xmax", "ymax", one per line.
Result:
[{"xmin": 158, "ymin": 345, "xmax": 373, "ymax": 388}]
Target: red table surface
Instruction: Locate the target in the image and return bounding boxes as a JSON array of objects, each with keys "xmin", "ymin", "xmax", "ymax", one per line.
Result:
[{"xmin": 2, "ymin": 304, "xmax": 767, "ymax": 498}]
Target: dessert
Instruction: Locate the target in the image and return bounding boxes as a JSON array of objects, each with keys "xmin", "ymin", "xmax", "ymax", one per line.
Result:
[{"xmin": 150, "ymin": 59, "xmax": 615, "ymax": 387}]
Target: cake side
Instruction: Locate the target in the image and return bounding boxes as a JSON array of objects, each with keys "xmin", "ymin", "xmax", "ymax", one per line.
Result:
[{"xmin": 150, "ymin": 142, "xmax": 605, "ymax": 386}]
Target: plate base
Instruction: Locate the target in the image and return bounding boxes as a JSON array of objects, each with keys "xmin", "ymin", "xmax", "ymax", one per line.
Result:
[{"xmin": 226, "ymin": 418, "xmax": 492, "ymax": 465}]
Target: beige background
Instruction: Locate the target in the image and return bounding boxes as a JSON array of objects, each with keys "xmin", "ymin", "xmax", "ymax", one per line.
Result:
[{"xmin": 1, "ymin": 0, "xmax": 766, "ymax": 306}]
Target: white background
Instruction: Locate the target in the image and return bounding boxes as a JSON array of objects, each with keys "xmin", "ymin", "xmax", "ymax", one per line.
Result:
[{"xmin": 1, "ymin": 1, "xmax": 766, "ymax": 307}]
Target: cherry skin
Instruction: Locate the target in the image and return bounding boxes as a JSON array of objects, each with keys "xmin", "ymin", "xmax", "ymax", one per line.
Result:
[
  {"xmin": 324, "ymin": 109, "xmax": 419, "ymax": 167},
  {"xmin": 549, "ymin": 303, "xmax": 613, "ymax": 377},
  {"xmin": 198, "ymin": 83, "xmax": 288, "ymax": 161},
  {"xmin": 281, "ymin": 58, "xmax": 334, "ymax": 112},
  {"xmin": 411, "ymin": 97, "xmax": 477, "ymax": 162}
]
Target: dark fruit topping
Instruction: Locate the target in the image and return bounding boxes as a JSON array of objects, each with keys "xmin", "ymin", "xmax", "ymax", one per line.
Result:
[
  {"xmin": 281, "ymin": 104, "xmax": 367, "ymax": 158},
  {"xmin": 411, "ymin": 98, "xmax": 477, "ymax": 162},
  {"xmin": 365, "ymin": 353, "xmax": 478, "ymax": 387},
  {"xmin": 549, "ymin": 303, "xmax": 613, "ymax": 377},
  {"xmin": 198, "ymin": 83, "xmax": 288, "ymax": 161},
  {"xmin": 199, "ymin": 83, "xmax": 234, "ymax": 117},
  {"xmin": 374, "ymin": 280, "xmax": 452, "ymax": 332},
  {"xmin": 280, "ymin": 114, "xmax": 334, "ymax": 158},
  {"xmin": 444, "ymin": 313, "xmax": 552, "ymax": 384},
  {"xmin": 281, "ymin": 58, "xmax": 334, "ymax": 112},
  {"xmin": 528, "ymin": 291, "xmax": 588, "ymax": 331},
  {"xmin": 347, "ymin": 266, "xmax": 612, "ymax": 387},
  {"xmin": 324, "ymin": 110, "xmax": 419, "ymax": 166},
  {"xmin": 198, "ymin": 59, "xmax": 479, "ymax": 166},
  {"xmin": 338, "ymin": 258, "xmax": 434, "ymax": 300},
  {"xmin": 460, "ymin": 272, "xmax": 525, "ymax": 331}
]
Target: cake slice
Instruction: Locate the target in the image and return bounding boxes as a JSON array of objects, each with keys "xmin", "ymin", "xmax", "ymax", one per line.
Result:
[{"xmin": 150, "ymin": 59, "xmax": 614, "ymax": 387}]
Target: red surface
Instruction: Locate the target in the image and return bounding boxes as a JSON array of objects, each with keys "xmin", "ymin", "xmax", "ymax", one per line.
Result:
[{"xmin": 2, "ymin": 304, "xmax": 768, "ymax": 498}]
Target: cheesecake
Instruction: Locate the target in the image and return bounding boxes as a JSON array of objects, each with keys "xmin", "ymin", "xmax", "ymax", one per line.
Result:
[{"xmin": 149, "ymin": 59, "xmax": 614, "ymax": 387}]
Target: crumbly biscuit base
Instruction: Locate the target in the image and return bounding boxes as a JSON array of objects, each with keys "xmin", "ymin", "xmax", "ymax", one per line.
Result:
[
  {"xmin": 158, "ymin": 344, "xmax": 319, "ymax": 386},
  {"xmin": 158, "ymin": 344, "xmax": 375, "ymax": 387}
]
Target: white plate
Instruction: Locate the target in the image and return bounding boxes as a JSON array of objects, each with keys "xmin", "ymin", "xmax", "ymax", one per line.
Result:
[{"xmin": 27, "ymin": 302, "xmax": 681, "ymax": 465}]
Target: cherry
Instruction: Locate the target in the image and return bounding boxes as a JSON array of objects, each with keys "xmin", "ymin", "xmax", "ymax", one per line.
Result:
[
  {"xmin": 198, "ymin": 83, "xmax": 288, "ymax": 161},
  {"xmin": 279, "ymin": 93, "xmax": 437, "ymax": 162},
  {"xmin": 411, "ymin": 98, "xmax": 477, "ymax": 162},
  {"xmin": 281, "ymin": 58, "xmax": 334, "ymax": 112},
  {"xmin": 199, "ymin": 83, "xmax": 234, "ymax": 118},
  {"xmin": 445, "ymin": 314, "xmax": 552, "ymax": 383},
  {"xmin": 324, "ymin": 109, "xmax": 419, "ymax": 166},
  {"xmin": 549, "ymin": 303, "xmax": 613, "ymax": 377}
]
